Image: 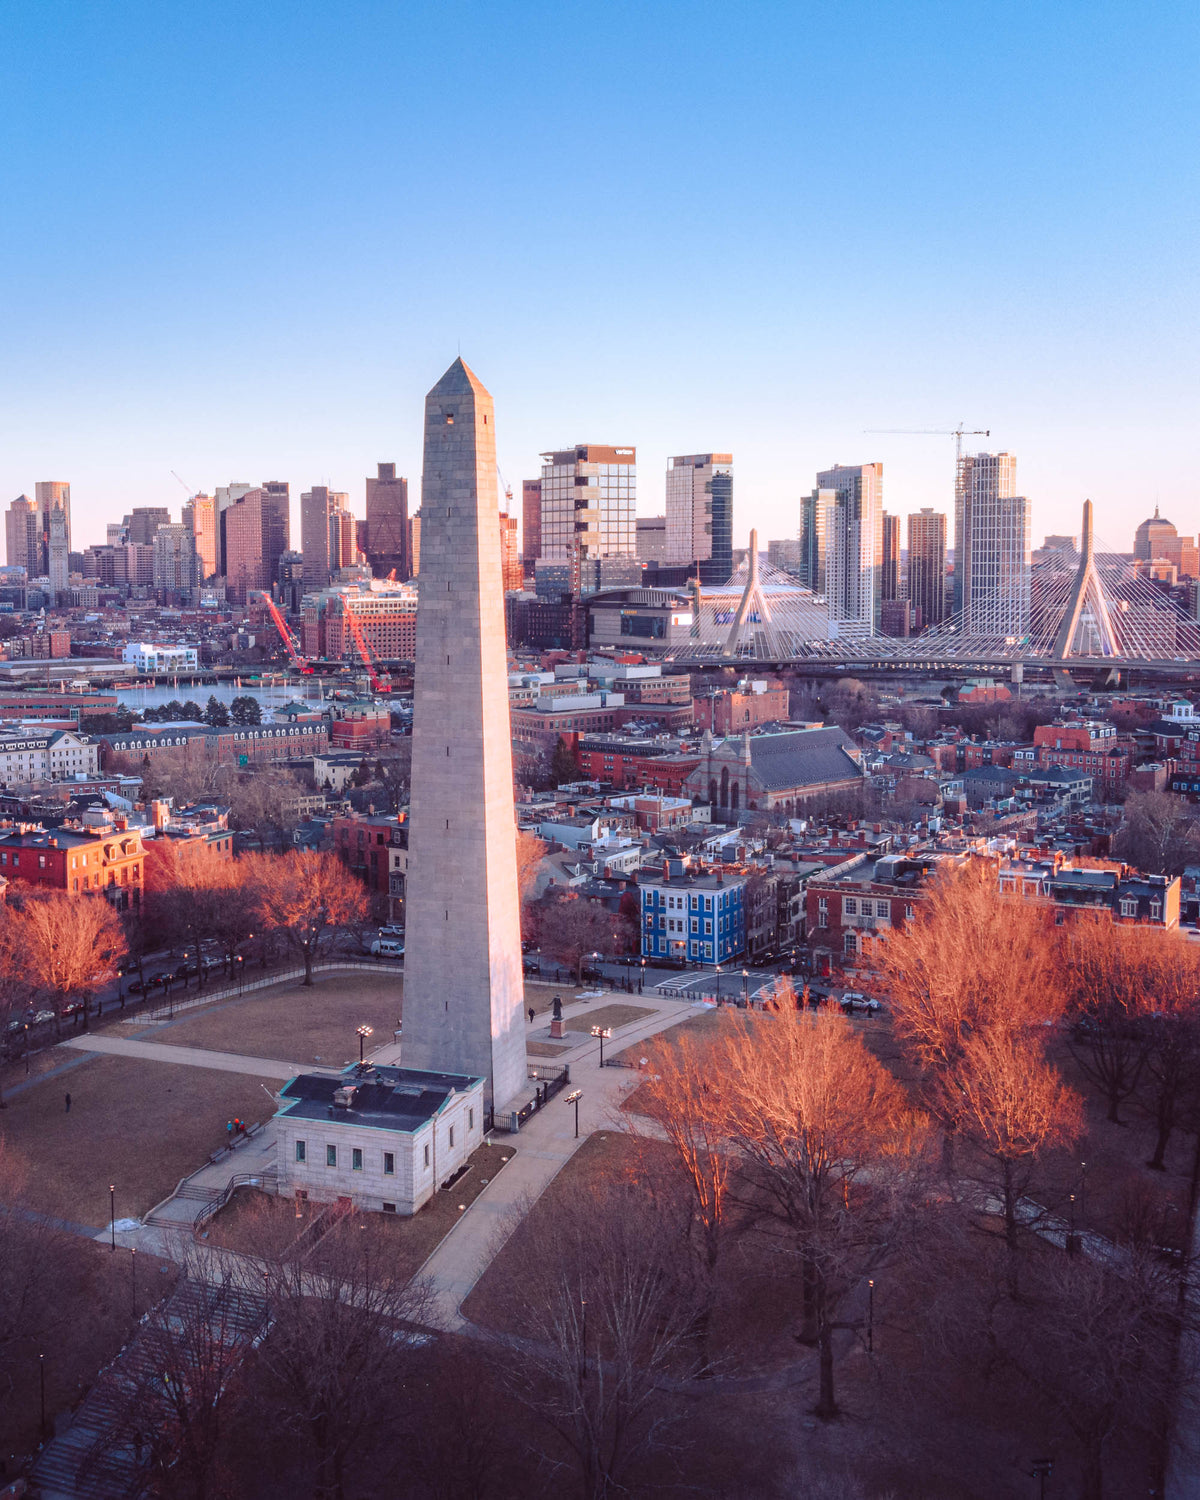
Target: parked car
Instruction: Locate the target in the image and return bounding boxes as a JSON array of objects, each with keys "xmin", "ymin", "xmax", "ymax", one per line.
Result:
[
  {"xmin": 378, "ymin": 925, "xmax": 405, "ymax": 940},
  {"xmin": 840, "ymin": 991, "xmax": 881, "ymax": 1013},
  {"xmin": 371, "ymin": 938, "xmax": 405, "ymax": 958}
]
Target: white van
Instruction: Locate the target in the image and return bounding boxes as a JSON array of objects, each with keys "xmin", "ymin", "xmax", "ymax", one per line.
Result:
[{"xmin": 371, "ymin": 938, "xmax": 405, "ymax": 957}]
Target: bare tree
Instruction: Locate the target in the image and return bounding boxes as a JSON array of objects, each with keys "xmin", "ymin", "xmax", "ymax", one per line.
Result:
[
  {"xmin": 950, "ymin": 1029, "xmax": 1083, "ymax": 1278},
  {"xmin": 1064, "ymin": 918, "xmax": 1159, "ymax": 1125},
  {"xmin": 635, "ymin": 1023, "xmax": 738, "ymax": 1369},
  {"xmin": 530, "ymin": 893, "xmax": 629, "ymax": 980},
  {"xmin": 253, "ymin": 850, "xmax": 367, "ymax": 984},
  {"xmin": 97, "ymin": 1261, "xmax": 261, "ymax": 1500},
  {"xmin": 1113, "ymin": 790, "xmax": 1200, "ymax": 875},
  {"xmin": 713, "ymin": 1007, "xmax": 929, "ymax": 1418},
  {"xmin": 253, "ymin": 1217, "xmax": 433, "ymax": 1500},
  {"xmin": 495, "ymin": 1179, "xmax": 702, "ymax": 1500},
  {"xmin": 1001, "ymin": 1247, "xmax": 1183, "ymax": 1500}
]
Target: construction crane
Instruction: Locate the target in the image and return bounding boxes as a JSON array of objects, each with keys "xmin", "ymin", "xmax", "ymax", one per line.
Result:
[
  {"xmin": 863, "ymin": 425, "xmax": 990, "ymax": 468},
  {"xmin": 250, "ymin": 590, "xmax": 315, "ymax": 674},
  {"xmin": 341, "ymin": 597, "xmax": 392, "ymax": 695},
  {"xmin": 170, "ymin": 470, "xmax": 196, "ymax": 496},
  {"xmin": 496, "ymin": 463, "xmax": 514, "ymax": 512}
]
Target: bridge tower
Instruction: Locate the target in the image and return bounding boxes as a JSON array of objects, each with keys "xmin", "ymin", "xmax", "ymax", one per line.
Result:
[{"xmin": 1052, "ymin": 499, "xmax": 1119, "ymax": 659}]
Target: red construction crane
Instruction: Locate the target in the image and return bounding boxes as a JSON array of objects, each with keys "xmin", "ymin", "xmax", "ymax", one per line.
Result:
[
  {"xmin": 341, "ymin": 598, "xmax": 391, "ymax": 695},
  {"xmin": 251, "ymin": 591, "xmax": 315, "ymax": 673}
]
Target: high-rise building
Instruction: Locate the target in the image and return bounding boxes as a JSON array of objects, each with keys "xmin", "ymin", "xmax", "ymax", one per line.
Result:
[
  {"xmin": 955, "ymin": 452, "xmax": 1019, "ymax": 617},
  {"xmin": 330, "ymin": 507, "xmax": 357, "ymax": 574},
  {"xmin": 222, "ymin": 486, "xmax": 290, "ymax": 604},
  {"xmin": 276, "ymin": 551, "xmax": 306, "ymax": 612},
  {"xmin": 183, "ymin": 495, "xmax": 218, "ymax": 580},
  {"xmin": 881, "ymin": 512, "xmax": 901, "ymax": 602},
  {"xmin": 499, "ymin": 512, "xmax": 523, "ymax": 591},
  {"xmin": 958, "ymin": 454, "xmax": 1030, "ymax": 639},
  {"xmin": 521, "ymin": 479, "xmax": 542, "ymax": 567},
  {"xmin": 907, "ymin": 508, "xmax": 947, "ymax": 627},
  {"xmin": 636, "ymin": 515, "xmax": 669, "ymax": 564},
  {"xmin": 35, "ymin": 482, "xmax": 70, "ymax": 575},
  {"xmin": 153, "ymin": 524, "xmax": 198, "ymax": 595},
  {"xmin": 127, "ymin": 507, "xmax": 171, "ymax": 546},
  {"xmin": 1160, "ymin": 534, "xmax": 1199, "ymax": 579},
  {"xmin": 47, "ymin": 506, "xmax": 69, "ymax": 596},
  {"xmin": 665, "ymin": 453, "xmax": 733, "ymax": 583},
  {"xmin": 1134, "ymin": 508, "xmax": 1179, "ymax": 562},
  {"xmin": 410, "ymin": 510, "xmax": 421, "ymax": 577},
  {"xmin": 301, "ymin": 486, "xmax": 349, "ymax": 584},
  {"xmin": 816, "ymin": 464, "xmax": 883, "ymax": 635},
  {"xmin": 403, "ymin": 358, "xmax": 526, "ymax": 1110},
  {"xmin": 539, "ymin": 445, "xmax": 635, "ymax": 562},
  {"xmin": 6, "ymin": 496, "xmax": 39, "ymax": 575},
  {"xmin": 364, "ymin": 463, "xmax": 409, "ymax": 579},
  {"xmin": 799, "ymin": 489, "xmax": 832, "ymax": 593}
]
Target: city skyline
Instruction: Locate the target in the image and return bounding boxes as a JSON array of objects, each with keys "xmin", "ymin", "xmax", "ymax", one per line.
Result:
[{"xmin": 0, "ymin": 4, "xmax": 1193, "ymax": 549}]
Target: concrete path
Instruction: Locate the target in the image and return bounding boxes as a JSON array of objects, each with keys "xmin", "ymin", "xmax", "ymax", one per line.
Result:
[
  {"xmin": 418, "ymin": 990, "xmax": 704, "ymax": 1330},
  {"xmin": 58, "ymin": 1033, "xmax": 309, "ymax": 1079}
]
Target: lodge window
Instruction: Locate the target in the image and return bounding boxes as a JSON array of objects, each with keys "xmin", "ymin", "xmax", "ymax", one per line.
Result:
[
  {"xmin": 352, "ymin": 1148, "xmax": 363, "ymax": 1171},
  {"xmin": 383, "ymin": 1152, "xmax": 395, "ymax": 1175},
  {"xmin": 295, "ymin": 1140, "xmax": 306, "ymax": 1162},
  {"xmin": 326, "ymin": 1144, "xmax": 337, "ymax": 1167}
]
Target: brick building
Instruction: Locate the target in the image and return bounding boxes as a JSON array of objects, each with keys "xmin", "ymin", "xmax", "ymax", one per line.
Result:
[
  {"xmin": 693, "ymin": 682, "xmax": 789, "ymax": 734},
  {"xmin": 1011, "ymin": 721, "xmax": 1132, "ymax": 801},
  {"xmin": 575, "ymin": 733, "xmax": 701, "ymax": 794},
  {"xmin": 100, "ymin": 719, "xmax": 328, "ymax": 768},
  {"xmin": 0, "ymin": 821, "xmax": 146, "ymax": 909}
]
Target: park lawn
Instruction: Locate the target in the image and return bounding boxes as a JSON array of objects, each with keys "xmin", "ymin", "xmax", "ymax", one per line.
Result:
[
  {"xmin": 1, "ymin": 1236, "xmax": 181, "ymax": 1463},
  {"xmin": 126, "ymin": 974, "xmax": 404, "ymax": 1071},
  {"xmin": 205, "ymin": 1143, "xmax": 516, "ymax": 1282},
  {"xmin": 565, "ymin": 1001, "xmax": 652, "ymax": 1034},
  {"xmin": 0, "ymin": 1053, "xmax": 280, "ymax": 1226}
]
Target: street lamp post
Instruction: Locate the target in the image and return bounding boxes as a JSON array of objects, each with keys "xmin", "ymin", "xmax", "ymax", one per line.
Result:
[
  {"xmin": 109, "ymin": 1184, "xmax": 116, "ymax": 1250},
  {"xmin": 639, "ymin": 958, "xmax": 645, "ymax": 994},
  {"xmin": 867, "ymin": 1278, "xmax": 875, "ymax": 1353},
  {"xmin": 39, "ymin": 1352, "xmax": 46, "ymax": 1439},
  {"xmin": 591, "ymin": 1026, "xmax": 612, "ymax": 1067},
  {"xmin": 742, "ymin": 968, "xmax": 750, "ymax": 1006},
  {"xmin": 1030, "ymin": 1459, "xmax": 1053, "ymax": 1499},
  {"xmin": 356, "ymin": 1024, "xmax": 374, "ymax": 1065},
  {"xmin": 130, "ymin": 1247, "xmax": 137, "ymax": 1321},
  {"xmin": 564, "ymin": 1088, "xmax": 583, "ymax": 1138}
]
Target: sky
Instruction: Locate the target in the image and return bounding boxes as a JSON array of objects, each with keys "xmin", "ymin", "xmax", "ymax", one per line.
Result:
[{"xmin": 1, "ymin": 0, "xmax": 1196, "ymax": 555}]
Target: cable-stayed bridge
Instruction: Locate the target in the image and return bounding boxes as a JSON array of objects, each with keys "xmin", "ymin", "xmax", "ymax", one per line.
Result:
[{"xmin": 663, "ymin": 506, "xmax": 1200, "ymax": 674}]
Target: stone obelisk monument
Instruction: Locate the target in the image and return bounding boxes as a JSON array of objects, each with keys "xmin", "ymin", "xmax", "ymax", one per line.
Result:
[{"xmin": 401, "ymin": 359, "xmax": 526, "ymax": 1110}]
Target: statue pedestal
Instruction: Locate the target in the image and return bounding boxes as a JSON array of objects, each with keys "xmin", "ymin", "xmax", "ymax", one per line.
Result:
[{"xmin": 549, "ymin": 1018, "xmax": 565, "ymax": 1040}]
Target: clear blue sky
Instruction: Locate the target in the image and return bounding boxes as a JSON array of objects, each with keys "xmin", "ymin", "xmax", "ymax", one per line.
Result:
[{"xmin": 1, "ymin": 1, "xmax": 1195, "ymax": 553}]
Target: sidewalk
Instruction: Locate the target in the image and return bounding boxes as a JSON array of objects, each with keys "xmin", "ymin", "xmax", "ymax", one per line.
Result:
[
  {"xmin": 418, "ymin": 989, "xmax": 702, "ymax": 1330},
  {"xmin": 59, "ymin": 1034, "xmax": 309, "ymax": 1080}
]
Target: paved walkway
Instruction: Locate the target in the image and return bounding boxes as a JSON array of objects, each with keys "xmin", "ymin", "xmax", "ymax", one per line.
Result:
[
  {"xmin": 417, "ymin": 990, "xmax": 703, "ymax": 1330},
  {"xmin": 58, "ymin": 1034, "xmax": 309, "ymax": 1080}
]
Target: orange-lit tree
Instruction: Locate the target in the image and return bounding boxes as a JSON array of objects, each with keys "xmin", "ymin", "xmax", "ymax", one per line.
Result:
[
  {"xmin": 253, "ymin": 850, "xmax": 367, "ymax": 985},
  {"xmin": 14, "ymin": 890, "xmax": 126, "ymax": 1027},
  {"xmin": 637, "ymin": 1022, "xmax": 738, "ymax": 1369},
  {"xmin": 712, "ymin": 1006, "xmax": 928, "ymax": 1418},
  {"xmin": 871, "ymin": 859, "xmax": 1065, "ymax": 1171}
]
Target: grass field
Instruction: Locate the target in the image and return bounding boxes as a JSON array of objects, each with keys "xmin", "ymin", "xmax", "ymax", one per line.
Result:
[
  {"xmin": 0, "ymin": 1054, "xmax": 281, "ymax": 1226},
  {"xmin": 565, "ymin": 1001, "xmax": 652, "ymax": 1034},
  {"xmin": 204, "ymin": 1143, "xmax": 516, "ymax": 1282},
  {"xmin": 119, "ymin": 974, "xmax": 404, "ymax": 1070}
]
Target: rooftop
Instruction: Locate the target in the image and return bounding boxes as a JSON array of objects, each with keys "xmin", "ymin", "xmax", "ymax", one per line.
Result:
[{"xmin": 277, "ymin": 1063, "xmax": 483, "ymax": 1134}]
